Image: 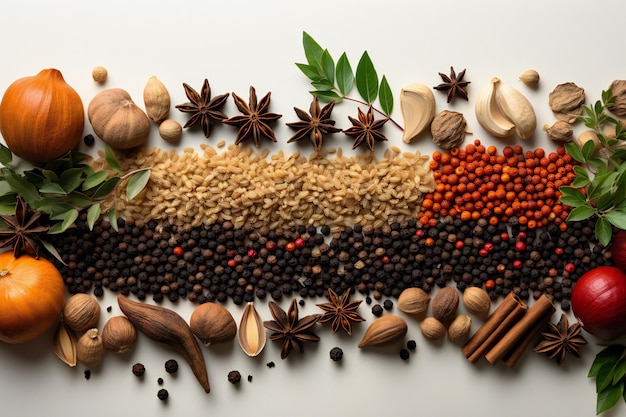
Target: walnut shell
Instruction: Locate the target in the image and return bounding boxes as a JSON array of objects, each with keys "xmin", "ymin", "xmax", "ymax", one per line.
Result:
[
  {"xmin": 63, "ymin": 293, "xmax": 101, "ymax": 333},
  {"xmin": 447, "ymin": 314, "xmax": 472, "ymax": 342},
  {"xmin": 431, "ymin": 287, "xmax": 459, "ymax": 324},
  {"xmin": 462, "ymin": 287, "xmax": 491, "ymax": 318},
  {"xmin": 358, "ymin": 315, "xmax": 407, "ymax": 348},
  {"xmin": 398, "ymin": 287, "xmax": 430, "ymax": 316},
  {"xmin": 420, "ymin": 317, "xmax": 446, "ymax": 341}
]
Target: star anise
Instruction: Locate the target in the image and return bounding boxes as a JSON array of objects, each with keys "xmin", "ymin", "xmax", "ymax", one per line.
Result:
[
  {"xmin": 316, "ymin": 287, "xmax": 365, "ymax": 335},
  {"xmin": 263, "ymin": 298, "xmax": 321, "ymax": 359},
  {"xmin": 286, "ymin": 97, "xmax": 341, "ymax": 151},
  {"xmin": 0, "ymin": 196, "xmax": 50, "ymax": 258},
  {"xmin": 175, "ymin": 79, "xmax": 229, "ymax": 138},
  {"xmin": 223, "ymin": 86, "xmax": 282, "ymax": 148},
  {"xmin": 534, "ymin": 313, "xmax": 587, "ymax": 365},
  {"xmin": 343, "ymin": 106, "xmax": 388, "ymax": 152},
  {"xmin": 433, "ymin": 66, "xmax": 471, "ymax": 103}
]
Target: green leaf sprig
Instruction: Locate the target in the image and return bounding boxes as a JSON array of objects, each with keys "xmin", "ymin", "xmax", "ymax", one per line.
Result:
[
  {"xmin": 296, "ymin": 31, "xmax": 400, "ymax": 129},
  {"xmin": 588, "ymin": 344, "xmax": 626, "ymax": 414},
  {"xmin": 559, "ymin": 89, "xmax": 626, "ymax": 246},
  {"xmin": 0, "ymin": 143, "xmax": 150, "ymax": 237}
]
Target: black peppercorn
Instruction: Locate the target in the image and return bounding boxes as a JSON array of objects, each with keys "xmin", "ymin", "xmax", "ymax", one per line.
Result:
[
  {"xmin": 371, "ymin": 304, "xmax": 383, "ymax": 317},
  {"xmin": 164, "ymin": 359, "xmax": 178, "ymax": 374},
  {"xmin": 383, "ymin": 299, "xmax": 394, "ymax": 310},
  {"xmin": 266, "ymin": 361, "xmax": 275, "ymax": 368},
  {"xmin": 132, "ymin": 363, "xmax": 146, "ymax": 377},
  {"xmin": 329, "ymin": 346, "xmax": 343, "ymax": 361},
  {"xmin": 228, "ymin": 370, "xmax": 242, "ymax": 384},
  {"xmin": 157, "ymin": 388, "xmax": 169, "ymax": 401},
  {"xmin": 399, "ymin": 349, "xmax": 410, "ymax": 360},
  {"xmin": 407, "ymin": 340, "xmax": 417, "ymax": 350}
]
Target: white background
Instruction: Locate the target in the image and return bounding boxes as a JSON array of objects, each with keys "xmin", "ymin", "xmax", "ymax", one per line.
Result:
[{"xmin": 0, "ymin": 0, "xmax": 625, "ymax": 416}]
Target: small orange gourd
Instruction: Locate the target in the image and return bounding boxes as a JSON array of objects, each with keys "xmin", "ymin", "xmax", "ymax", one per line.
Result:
[
  {"xmin": 0, "ymin": 68, "xmax": 85, "ymax": 163},
  {"xmin": 0, "ymin": 252, "xmax": 66, "ymax": 343}
]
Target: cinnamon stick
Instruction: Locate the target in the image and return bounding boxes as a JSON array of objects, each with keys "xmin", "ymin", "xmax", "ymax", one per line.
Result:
[
  {"xmin": 485, "ymin": 294, "xmax": 555, "ymax": 365},
  {"xmin": 461, "ymin": 292, "xmax": 526, "ymax": 361},
  {"xmin": 502, "ymin": 306, "xmax": 555, "ymax": 368}
]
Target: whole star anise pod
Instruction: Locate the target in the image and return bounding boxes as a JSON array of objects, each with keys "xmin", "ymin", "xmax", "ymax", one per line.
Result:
[
  {"xmin": 343, "ymin": 106, "xmax": 388, "ymax": 152},
  {"xmin": 0, "ymin": 196, "xmax": 50, "ymax": 258},
  {"xmin": 433, "ymin": 66, "xmax": 470, "ymax": 103},
  {"xmin": 175, "ymin": 79, "xmax": 229, "ymax": 138},
  {"xmin": 263, "ymin": 298, "xmax": 321, "ymax": 359},
  {"xmin": 223, "ymin": 86, "xmax": 282, "ymax": 148},
  {"xmin": 316, "ymin": 287, "xmax": 365, "ymax": 335},
  {"xmin": 286, "ymin": 97, "xmax": 340, "ymax": 151},
  {"xmin": 534, "ymin": 313, "xmax": 587, "ymax": 365}
]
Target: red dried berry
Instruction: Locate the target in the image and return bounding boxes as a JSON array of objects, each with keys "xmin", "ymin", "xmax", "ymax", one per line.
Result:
[
  {"xmin": 227, "ymin": 259, "xmax": 237, "ymax": 268},
  {"xmin": 295, "ymin": 238, "xmax": 305, "ymax": 248},
  {"xmin": 248, "ymin": 248, "xmax": 257, "ymax": 258},
  {"xmin": 555, "ymin": 247, "xmax": 564, "ymax": 255},
  {"xmin": 515, "ymin": 241, "xmax": 526, "ymax": 251},
  {"xmin": 513, "ymin": 259, "xmax": 522, "ymax": 269},
  {"xmin": 381, "ymin": 255, "xmax": 390, "ymax": 264},
  {"xmin": 565, "ymin": 263, "xmax": 575, "ymax": 273},
  {"xmin": 173, "ymin": 246, "xmax": 184, "ymax": 256},
  {"xmin": 455, "ymin": 240, "xmax": 464, "ymax": 249},
  {"xmin": 415, "ymin": 229, "xmax": 424, "ymax": 237},
  {"xmin": 285, "ymin": 242, "xmax": 296, "ymax": 252},
  {"xmin": 483, "ymin": 242, "xmax": 494, "ymax": 252}
]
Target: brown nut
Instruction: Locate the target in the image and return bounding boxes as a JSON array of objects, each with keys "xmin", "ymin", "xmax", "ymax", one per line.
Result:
[
  {"xmin": 430, "ymin": 110, "xmax": 468, "ymax": 150},
  {"xmin": 608, "ymin": 80, "xmax": 626, "ymax": 117},
  {"xmin": 190, "ymin": 302, "xmax": 237, "ymax": 347},
  {"xmin": 462, "ymin": 287, "xmax": 491, "ymax": 318},
  {"xmin": 358, "ymin": 315, "xmax": 407, "ymax": 348},
  {"xmin": 102, "ymin": 316, "xmax": 137, "ymax": 353},
  {"xmin": 420, "ymin": 317, "xmax": 446, "ymax": 341},
  {"xmin": 543, "ymin": 120, "xmax": 573, "ymax": 143},
  {"xmin": 63, "ymin": 293, "xmax": 101, "ymax": 333},
  {"xmin": 76, "ymin": 328, "xmax": 104, "ymax": 367},
  {"xmin": 158, "ymin": 119, "xmax": 183, "ymax": 142},
  {"xmin": 398, "ymin": 287, "xmax": 430, "ymax": 316},
  {"xmin": 431, "ymin": 287, "xmax": 459, "ymax": 324},
  {"xmin": 548, "ymin": 82, "xmax": 585, "ymax": 123},
  {"xmin": 447, "ymin": 314, "xmax": 472, "ymax": 342}
]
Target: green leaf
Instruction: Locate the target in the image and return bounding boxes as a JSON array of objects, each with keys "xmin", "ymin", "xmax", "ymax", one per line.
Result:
[
  {"xmin": 39, "ymin": 183, "xmax": 68, "ymax": 195},
  {"xmin": 105, "ymin": 145, "xmax": 121, "ymax": 172},
  {"xmin": 597, "ymin": 382, "xmax": 624, "ymax": 414},
  {"xmin": 565, "ymin": 142, "xmax": 584, "ymax": 163},
  {"xmin": 336, "ymin": 52, "xmax": 354, "ymax": 96},
  {"xmin": 87, "ymin": 203, "xmax": 101, "ymax": 230},
  {"xmin": 606, "ymin": 210, "xmax": 626, "ymax": 230},
  {"xmin": 571, "ymin": 166, "xmax": 590, "ymax": 189},
  {"xmin": 59, "ymin": 167, "xmax": 86, "ymax": 193},
  {"xmin": 596, "ymin": 217, "xmax": 613, "ymax": 247},
  {"xmin": 567, "ymin": 205, "xmax": 596, "ymax": 222},
  {"xmin": 596, "ymin": 191, "xmax": 615, "ymax": 212},
  {"xmin": 559, "ymin": 186, "xmax": 587, "ymax": 207},
  {"xmin": 48, "ymin": 208, "xmax": 79, "ymax": 234},
  {"xmin": 295, "ymin": 62, "xmax": 323, "ymax": 82},
  {"xmin": 34, "ymin": 199, "xmax": 75, "ymax": 217},
  {"xmin": 92, "ymin": 177, "xmax": 121, "ymax": 199},
  {"xmin": 311, "ymin": 80, "xmax": 335, "ymax": 91},
  {"xmin": 355, "ymin": 51, "xmax": 378, "ymax": 104},
  {"xmin": 39, "ymin": 239, "xmax": 66, "ymax": 265},
  {"xmin": 597, "ymin": 361, "xmax": 618, "ymax": 393},
  {"xmin": 310, "ymin": 90, "xmax": 342, "ymax": 102},
  {"xmin": 582, "ymin": 137, "xmax": 596, "ymax": 161},
  {"xmin": 107, "ymin": 209, "xmax": 118, "ymax": 232},
  {"xmin": 126, "ymin": 169, "xmax": 150, "ymax": 201},
  {"xmin": 3, "ymin": 172, "xmax": 39, "ymax": 204},
  {"xmin": 0, "ymin": 144, "xmax": 12, "ymax": 165},
  {"xmin": 82, "ymin": 171, "xmax": 110, "ymax": 191},
  {"xmin": 320, "ymin": 49, "xmax": 334, "ymax": 86},
  {"xmin": 615, "ymin": 173, "xmax": 626, "ymax": 206},
  {"xmin": 302, "ymin": 31, "xmax": 324, "ymax": 69},
  {"xmin": 68, "ymin": 191, "xmax": 93, "ymax": 208},
  {"xmin": 379, "ymin": 75, "xmax": 393, "ymax": 116},
  {"xmin": 589, "ymin": 345, "xmax": 626, "ymax": 378},
  {"xmin": 612, "ymin": 359, "xmax": 626, "ymax": 385}
]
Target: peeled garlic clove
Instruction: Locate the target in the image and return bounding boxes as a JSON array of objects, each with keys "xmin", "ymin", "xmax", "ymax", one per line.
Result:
[
  {"xmin": 475, "ymin": 78, "xmax": 515, "ymax": 138},
  {"xmin": 53, "ymin": 319, "xmax": 77, "ymax": 367},
  {"xmin": 400, "ymin": 83, "xmax": 436, "ymax": 143},
  {"xmin": 143, "ymin": 76, "xmax": 171, "ymax": 123},
  {"xmin": 77, "ymin": 328, "xmax": 104, "ymax": 367},
  {"xmin": 63, "ymin": 293, "xmax": 101, "ymax": 333},
  {"xmin": 102, "ymin": 316, "xmax": 137, "ymax": 353},
  {"xmin": 238, "ymin": 302, "xmax": 266, "ymax": 357},
  {"xmin": 493, "ymin": 77, "xmax": 537, "ymax": 139},
  {"xmin": 519, "ymin": 69, "xmax": 540, "ymax": 87}
]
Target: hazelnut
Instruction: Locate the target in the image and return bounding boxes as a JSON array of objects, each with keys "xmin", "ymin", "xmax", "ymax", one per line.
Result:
[
  {"xmin": 76, "ymin": 328, "xmax": 104, "ymax": 367},
  {"xmin": 420, "ymin": 317, "xmax": 446, "ymax": 341},
  {"xmin": 158, "ymin": 119, "xmax": 183, "ymax": 143},
  {"xmin": 462, "ymin": 287, "xmax": 491, "ymax": 318},
  {"xmin": 92, "ymin": 66, "xmax": 108, "ymax": 83},
  {"xmin": 397, "ymin": 287, "xmax": 430, "ymax": 316},
  {"xmin": 63, "ymin": 293, "xmax": 101, "ymax": 333},
  {"xmin": 102, "ymin": 316, "xmax": 137, "ymax": 353}
]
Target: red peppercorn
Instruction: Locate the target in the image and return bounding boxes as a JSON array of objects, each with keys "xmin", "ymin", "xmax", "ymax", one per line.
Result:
[
  {"xmin": 173, "ymin": 246, "xmax": 184, "ymax": 257},
  {"xmin": 228, "ymin": 249, "xmax": 236, "ymax": 258},
  {"xmin": 381, "ymin": 255, "xmax": 390, "ymax": 264},
  {"xmin": 227, "ymin": 258, "xmax": 237, "ymax": 268},
  {"xmin": 265, "ymin": 241, "xmax": 277, "ymax": 251},
  {"xmin": 485, "ymin": 279, "xmax": 495, "ymax": 290},
  {"xmin": 483, "ymin": 242, "xmax": 494, "ymax": 252},
  {"xmin": 565, "ymin": 263, "xmax": 575, "ymax": 273},
  {"xmin": 247, "ymin": 248, "xmax": 257, "ymax": 258},
  {"xmin": 285, "ymin": 242, "xmax": 296, "ymax": 252},
  {"xmin": 513, "ymin": 259, "xmax": 522, "ymax": 269},
  {"xmin": 295, "ymin": 237, "xmax": 305, "ymax": 248},
  {"xmin": 515, "ymin": 241, "xmax": 526, "ymax": 251},
  {"xmin": 479, "ymin": 248, "xmax": 489, "ymax": 257},
  {"xmin": 554, "ymin": 247, "xmax": 563, "ymax": 255},
  {"xmin": 500, "ymin": 232, "xmax": 509, "ymax": 240},
  {"xmin": 517, "ymin": 232, "xmax": 527, "ymax": 240},
  {"xmin": 415, "ymin": 229, "xmax": 424, "ymax": 237},
  {"xmin": 455, "ymin": 240, "xmax": 464, "ymax": 249}
]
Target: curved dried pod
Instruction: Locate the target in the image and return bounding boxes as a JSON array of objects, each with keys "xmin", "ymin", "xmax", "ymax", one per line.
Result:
[
  {"xmin": 493, "ymin": 77, "xmax": 537, "ymax": 139},
  {"xmin": 608, "ymin": 80, "xmax": 626, "ymax": 117},
  {"xmin": 63, "ymin": 293, "xmax": 101, "ymax": 333},
  {"xmin": 420, "ymin": 317, "xmax": 446, "ymax": 341},
  {"xmin": 462, "ymin": 287, "xmax": 491, "ymax": 318},
  {"xmin": 431, "ymin": 110, "xmax": 470, "ymax": 150},
  {"xmin": 431, "ymin": 286, "xmax": 459, "ymax": 325},
  {"xmin": 447, "ymin": 314, "xmax": 472, "ymax": 342},
  {"xmin": 577, "ymin": 130, "xmax": 600, "ymax": 154},
  {"xmin": 519, "ymin": 69, "xmax": 540, "ymax": 87},
  {"xmin": 475, "ymin": 78, "xmax": 515, "ymax": 138},
  {"xmin": 358, "ymin": 315, "xmax": 407, "ymax": 348},
  {"xmin": 398, "ymin": 287, "xmax": 430, "ymax": 316},
  {"xmin": 76, "ymin": 328, "xmax": 104, "ymax": 367},
  {"xmin": 190, "ymin": 302, "xmax": 237, "ymax": 347},
  {"xmin": 549, "ymin": 82, "xmax": 585, "ymax": 123},
  {"xmin": 400, "ymin": 83, "xmax": 436, "ymax": 143},
  {"xmin": 53, "ymin": 319, "xmax": 77, "ymax": 367},
  {"xmin": 543, "ymin": 120, "xmax": 573, "ymax": 143},
  {"xmin": 238, "ymin": 302, "xmax": 266, "ymax": 356},
  {"xmin": 143, "ymin": 75, "xmax": 171, "ymax": 123},
  {"xmin": 101, "ymin": 316, "xmax": 137, "ymax": 353}
]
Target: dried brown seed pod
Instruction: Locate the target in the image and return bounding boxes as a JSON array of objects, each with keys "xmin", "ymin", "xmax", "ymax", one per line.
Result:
[
  {"xmin": 102, "ymin": 316, "xmax": 137, "ymax": 353},
  {"xmin": 420, "ymin": 317, "xmax": 447, "ymax": 340},
  {"xmin": 398, "ymin": 287, "xmax": 430, "ymax": 316},
  {"xmin": 543, "ymin": 120, "xmax": 573, "ymax": 143},
  {"xmin": 190, "ymin": 302, "xmax": 237, "ymax": 346},
  {"xmin": 447, "ymin": 314, "xmax": 472, "ymax": 342},
  {"xmin": 358, "ymin": 315, "xmax": 408, "ymax": 348},
  {"xmin": 431, "ymin": 287, "xmax": 460, "ymax": 324},
  {"xmin": 53, "ymin": 319, "xmax": 77, "ymax": 367},
  {"xmin": 63, "ymin": 293, "xmax": 101, "ymax": 333},
  {"xmin": 548, "ymin": 82, "xmax": 585, "ymax": 123},
  {"xmin": 76, "ymin": 328, "xmax": 104, "ymax": 367},
  {"xmin": 608, "ymin": 80, "xmax": 626, "ymax": 117},
  {"xmin": 238, "ymin": 302, "xmax": 266, "ymax": 357},
  {"xmin": 462, "ymin": 287, "xmax": 491, "ymax": 318},
  {"xmin": 430, "ymin": 110, "xmax": 469, "ymax": 150}
]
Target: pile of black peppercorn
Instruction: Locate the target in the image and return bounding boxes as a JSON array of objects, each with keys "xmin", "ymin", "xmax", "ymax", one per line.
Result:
[{"xmin": 47, "ymin": 213, "xmax": 610, "ymax": 311}]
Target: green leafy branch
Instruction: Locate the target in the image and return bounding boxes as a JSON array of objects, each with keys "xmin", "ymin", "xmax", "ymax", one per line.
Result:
[
  {"xmin": 0, "ymin": 143, "xmax": 150, "ymax": 252},
  {"xmin": 588, "ymin": 344, "xmax": 626, "ymax": 414},
  {"xmin": 296, "ymin": 31, "xmax": 401, "ymax": 130},
  {"xmin": 559, "ymin": 90, "xmax": 626, "ymax": 246}
]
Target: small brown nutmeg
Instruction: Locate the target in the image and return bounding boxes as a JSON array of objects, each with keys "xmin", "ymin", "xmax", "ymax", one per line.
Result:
[
  {"xmin": 431, "ymin": 287, "xmax": 459, "ymax": 324},
  {"xmin": 92, "ymin": 66, "xmax": 108, "ymax": 83},
  {"xmin": 543, "ymin": 120, "xmax": 573, "ymax": 143},
  {"xmin": 158, "ymin": 119, "xmax": 183, "ymax": 143},
  {"xmin": 397, "ymin": 287, "xmax": 430, "ymax": 316},
  {"xmin": 102, "ymin": 316, "xmax": 137, "ymax": 353},
  {"xmin": 76, "ymin": 328, "xmax": 104, "ymax": 367},
  {"xmin": 462, "ymin": 287, "xmax": 491, "ymax": 318},
  {"xmin": 447, "ymin": 314, "xmax": 472, "ymax": 342},
  {"xmin": 358, "ymin": 315, "xmax": 408, "ymax": 348},
  {"xmin": 63, "ymin": 293, "xmax": 101, "ymax": 333},
  {"xmin": 420, "ymin": 317, "xmax": 446, "ymax": 341},
  {"xmin": 190, "ymin": 302, "xmax": 237, "ymax": 347},
  {"xmin": 430, "ymin": 110, "xmax": 469, "ymax": 150}
]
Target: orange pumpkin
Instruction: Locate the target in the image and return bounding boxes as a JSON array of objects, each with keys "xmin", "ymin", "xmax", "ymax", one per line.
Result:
[
  {"xmin": 0, "ymin": 251, "xmax": 66, "ymax": 343},
  {"xmin": 0, "ymin": 68, "xmax": 85, "ymax": 163}
]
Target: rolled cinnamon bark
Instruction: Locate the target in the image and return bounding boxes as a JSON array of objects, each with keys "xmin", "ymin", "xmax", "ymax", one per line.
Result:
[
  {"xmin": 485, "ymin": 294, "xmax": 555, "ymax": 365},
  {"xmin": 461, "ymin": 292, "xmax": 526, "ymax": 361},
  {"xmin": 502, "ymin": 307, "xmax": 555, "ymax": 368}
]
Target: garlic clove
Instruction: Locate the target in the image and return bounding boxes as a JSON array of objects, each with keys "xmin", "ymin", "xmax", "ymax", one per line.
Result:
[
  {"xmin": 492, "ymin": 77, "xmax": 537, "ymax": 139},
  {"xmin": 53, "ymin": 319, "xmax": 77, "ymax": 367},
  {"xmin": 475, "ymin": 78, "xmax": 515, "ymax": 138},
  {"xmin": 76, "ymin": 328, "xmax": 104, "ymax": 368},
  {"xmin": 238, "ymin": 302, "xmax": 266, "ymax": 357},
  {"xmin": 399, "ymin": 83, "xmax": 436, "ymax": 143}
]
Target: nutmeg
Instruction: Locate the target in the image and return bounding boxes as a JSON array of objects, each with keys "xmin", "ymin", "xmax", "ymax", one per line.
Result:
[
  {"xmin": 76, "ymin": 328, "xmax": 104, "ymax": 367},
  {"xmin": 462, "ymin": 287, "xmax": 491, "ymax": 318},
  {"xmin": 431, "ymin": 287, "xmax": 459, "ymax": 324},
  {"xmin": 447, "ymin": 314, "xmax": 472, "ymax": 342},
  {"xmin": 358, "ymin": 315, "xmax": 407, "ymax": 348},
  {"xmin": 158, "ymin": 119, "xmax": 183, "ymax": 143},
  {"xmin": 398, "ymin": 287, "xmax": 430, "ymax": 316},
  {"xmin": 102, "ymin": 316, "xmax": 137, "ymax": 353},
  {"xmin": 420, "ymin": 317, "xmax": 446, "ymax": 341},
  {"xmin": 190, "ymin": 302, "xmax": 237, "ymax": 346},
  {"xmin": 63, "ymin": 293, "xmax": 101, "ymax": 333}
]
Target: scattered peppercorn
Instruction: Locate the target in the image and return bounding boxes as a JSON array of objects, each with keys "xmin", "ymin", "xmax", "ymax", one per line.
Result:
[
  {"xmin": 157, "ymin": 389, "xmax": 169, "ymax": 401},
  {"xmin": 157, "ymin": 377, "xmax": 164, "ymax": 385},
  {"xmin": 371, "ymin": 304, "xmax": 383, "ymax": 317},
  {"xmin": 84, "ymin": 370, "xmax": 91, "ymax": 380},
  {"xmin": 383, "ymin": 300, "xmax": 394, "ymax": 310},
  {"xmin": 247, "ymin": 375, "xmax": 253, "ymax": 383},
  {"xmin": 228, "ymin": 370, "xmax": 242, "ymax": 384},
  {"xmin": 164, "ymin": 359, "xmax": 178, "ymax": 374},
  {"xmin": 132, "ymin": 363, "xmax": 146, "ymax": 377},
  {"xmin": 330, "ymin": 347, "xmax": 343, "ymax": 361},
  {"xmin": 106, "ymin": 306, "xmax": 112, "ymax": 313},
  {"xmin": 400, "ymin": 349, "xmax": 410, "ymax": 360},
  {"xmin": 407, "ymin": 340, "xmax": 417, "ymax": 350},
  {"xmin": 83, "ymin": 134, "xmax": 95, "ymax": 146},
  {"xmin": 266, "ymin": 361, "xmax": 275, "ymax": 368}
]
